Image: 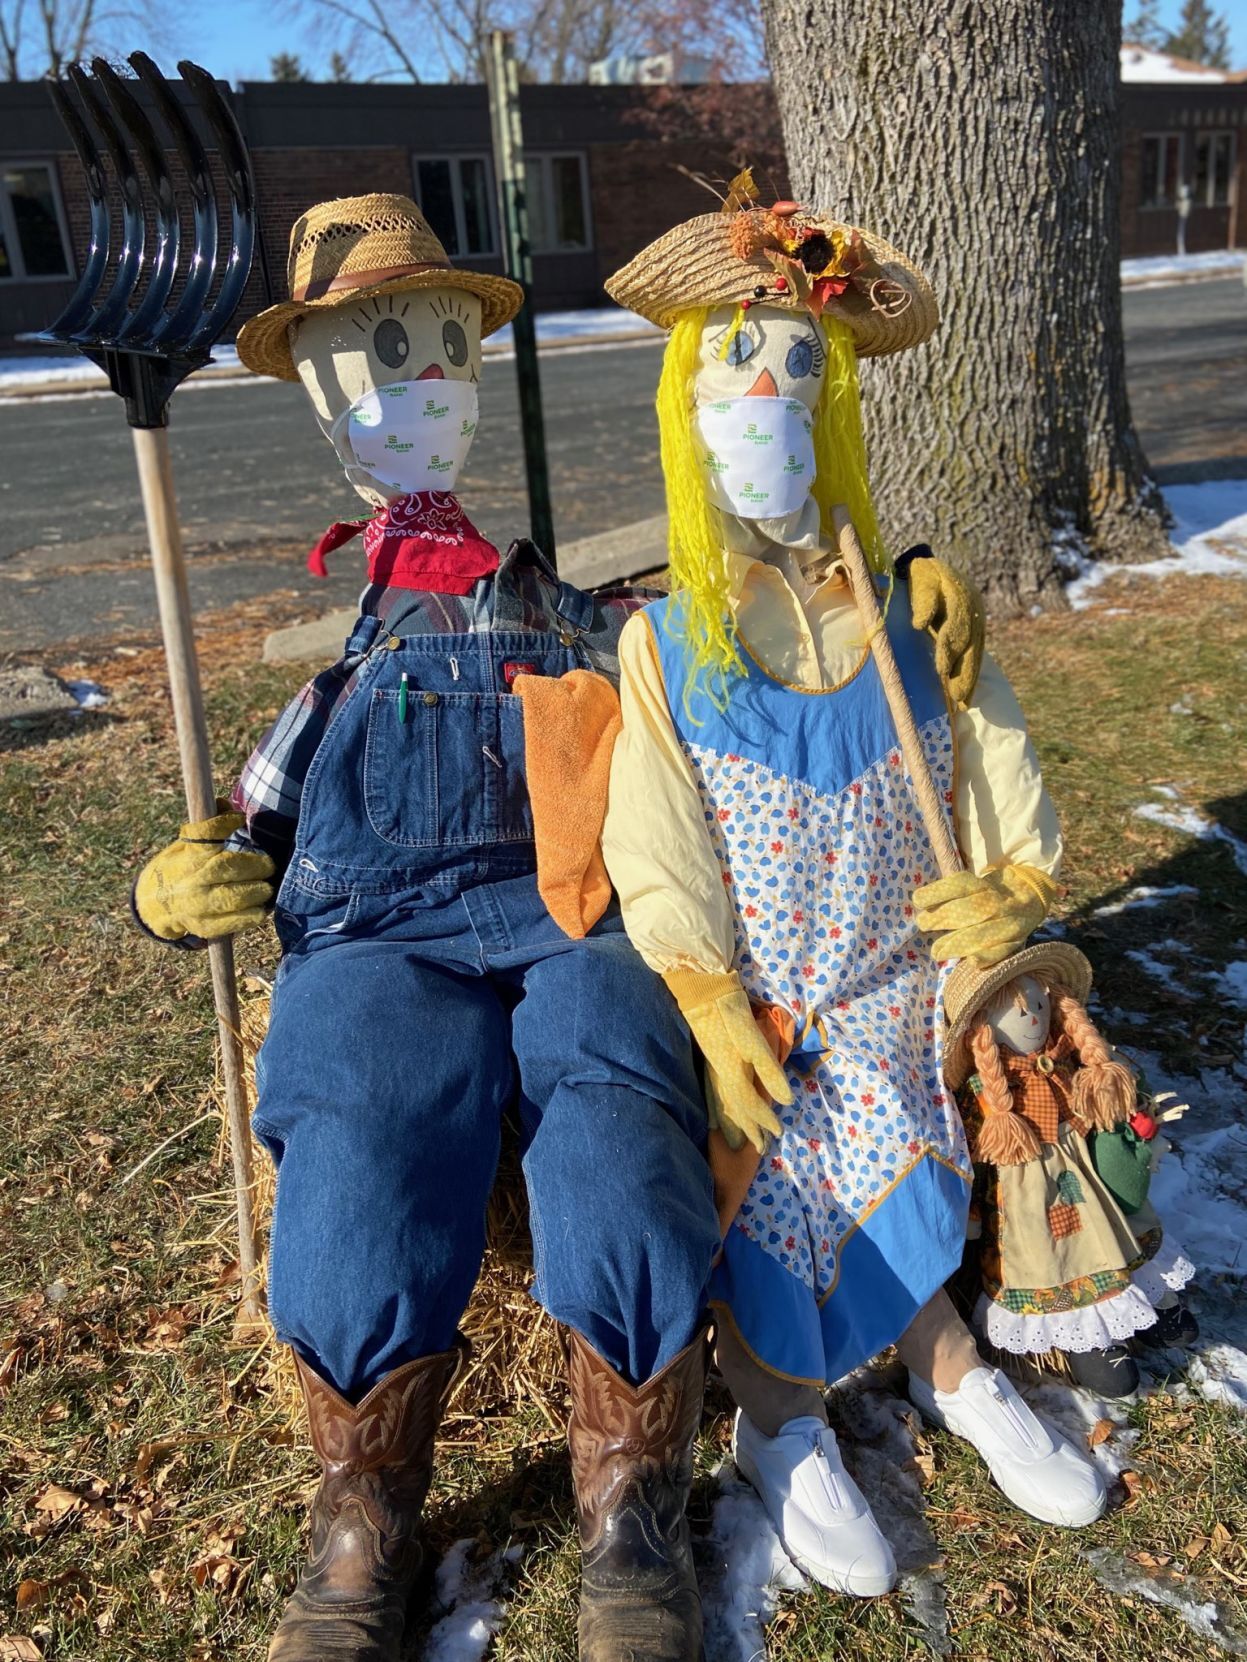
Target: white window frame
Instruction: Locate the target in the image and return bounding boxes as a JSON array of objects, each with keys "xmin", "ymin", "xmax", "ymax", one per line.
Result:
[
  {"xmin": 1192, "ymin": 130, "xmax": 1235, "ymax": 208},
  {"xmin": 525, "ymin": 152, "xmax": 593, "ymax": 254},
  {"xmin": 1140, "ymin": 131, "xmax": 1183, "ymax": 210},
  {"xmin": 0, "ymin": 159, "xmax": 75, "ymax": 283},
  {"xmin": 412, "ymin": 153, "xmax": 497, "ymax": 259}
]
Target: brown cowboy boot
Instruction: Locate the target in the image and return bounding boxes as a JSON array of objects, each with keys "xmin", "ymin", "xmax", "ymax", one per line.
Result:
[
  {"xmin": 566, "ymin": 1326, "xmax": 710, "ymax": 1662},
  {"xmin": 269, "ymin": 1341, "xmax": 466, "ymax": 1662}
]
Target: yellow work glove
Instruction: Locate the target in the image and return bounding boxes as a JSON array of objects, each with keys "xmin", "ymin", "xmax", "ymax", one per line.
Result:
[
  {"xmin": 913, "ymin": 864, "xmax": 1059, "ymax": 967},
  {"xmin": 907, "ymin": 555, "xmax": 986, "ymax": 709},
  {"xmin": 134, "ymin": 805, "xmax": 275, "ymax": 942},
  {"xmin": 664, "ymin": 969, "xmax": 793, "ymax": 1155}
]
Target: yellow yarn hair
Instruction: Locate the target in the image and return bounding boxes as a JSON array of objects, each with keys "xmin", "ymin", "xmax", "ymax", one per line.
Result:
[
  {"xmin": 656, "ymin": 308, "xmax": 743, "ymax": 708},
  {"xmin": 655, "ymin": 311, "xmax": 888, "ymax": 702},
  {"xmin": 811, "ymin": 319, "xmax": 888, "ymax": 575}
]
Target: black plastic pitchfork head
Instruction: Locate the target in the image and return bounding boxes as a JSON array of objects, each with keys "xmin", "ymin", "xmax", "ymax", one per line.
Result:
[{"xmin": 23, "ymin": 53, "xmax": 263, "ymax": 429}]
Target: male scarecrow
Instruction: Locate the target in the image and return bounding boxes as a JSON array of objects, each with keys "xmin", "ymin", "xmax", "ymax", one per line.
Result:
[{"xmin": 132, "ymin": 194, "xmax": 980, "ymax": 1660}]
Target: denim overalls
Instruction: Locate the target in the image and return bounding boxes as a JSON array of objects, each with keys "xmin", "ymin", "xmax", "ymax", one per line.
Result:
[{"xmin": 253, "ymin": 564, "xmax": 719, "ymax": 1398}]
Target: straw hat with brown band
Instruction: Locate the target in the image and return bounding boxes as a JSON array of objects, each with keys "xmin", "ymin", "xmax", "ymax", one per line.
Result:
[
  {"xmin": 831, "ymin": 508, "xmax": 1090, "ymax": 1089},
  {"xmin": 604, "ymin": 185, "xmax": 938, "ymax": 357},
  {"xmin": 236, "ymin": 193, "xmax": 524, "ymax": 383}
]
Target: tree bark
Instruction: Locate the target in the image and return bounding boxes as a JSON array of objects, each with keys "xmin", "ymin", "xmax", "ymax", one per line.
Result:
[{"xmin": 759, "ymin": 0, "xmax": 1171, "ymax": 610}]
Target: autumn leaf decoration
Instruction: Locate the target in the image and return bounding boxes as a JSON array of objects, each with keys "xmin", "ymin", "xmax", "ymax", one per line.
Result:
[{"xmin": 719, "ymin": 172, "xmax": 914, "ymax": 322}]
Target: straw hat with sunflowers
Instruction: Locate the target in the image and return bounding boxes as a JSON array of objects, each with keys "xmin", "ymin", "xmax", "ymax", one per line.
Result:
[
  {"xmin": 236, "ymin": 193, "xmax": 523, "ymax": 383},
  {"xmin": 604, "ymin": 171, "xmax": 938, "ymax": 357}
]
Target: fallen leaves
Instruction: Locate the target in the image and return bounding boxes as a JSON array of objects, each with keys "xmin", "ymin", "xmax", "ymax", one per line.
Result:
[{"xmin": 1087, "ymin": 1417, "xmax": 1115, "ymax": 1449}]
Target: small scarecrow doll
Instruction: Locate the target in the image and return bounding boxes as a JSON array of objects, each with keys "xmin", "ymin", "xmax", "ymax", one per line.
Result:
[
  {"xmin": 601, "ymin": 177, "xmax": 1108, "ymax": 1597},
  {"xmin": 943, "ymin": 943, "xmax": 1196, "ymax": 1396}
]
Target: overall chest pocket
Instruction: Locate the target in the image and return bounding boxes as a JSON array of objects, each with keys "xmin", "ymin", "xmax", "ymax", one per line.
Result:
[{"xmin": 363, "ymin": 687, "xmax": 532, "ymax": 848}]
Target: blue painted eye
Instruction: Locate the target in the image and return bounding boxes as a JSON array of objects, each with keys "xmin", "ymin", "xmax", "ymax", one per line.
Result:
[
  {"xmin": 727, "ymin": 329, "xmax": 756, "ymax": 366},
  {"xmin": 786, "ymin": 337, "xmax": 814, "ymax": 378}
]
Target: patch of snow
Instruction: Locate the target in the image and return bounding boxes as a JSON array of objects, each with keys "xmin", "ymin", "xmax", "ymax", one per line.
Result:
[
  {"xmin": 1186, "ymin": 1344, "xmax": 1247, "ymax": 1413},
  {"xmin": 1067, "ymin": 479, "xmax": 1247, "ymax": 608},
  {"xmin": 1135, "ymin": 794, "xmax": 1247, "ymax": 879},
  {"xmin": 1150, "ymin": 1121, "xmax": 1247, "ymax": 1281},
  {"xmin": 1125, "ymin": 947, "xmax": 1189, "ymax": 993},
  {"xmin": 1084, "ymin": 1548, "xmax": 1247, "ymax": 1655},
  {"xmin": 1092, "ymin": 884, "xmax": 1198, "ymax": 917},
  {"xmin": 1216, "ymin": 961, "xmax": 1247, "ymax": 1006},
  {"xmin": 699, "ymin": 1467, "xmax": 805, "ymax": 1662},
  {"xmin": 1121, "ymin": 43, "xmax": 1229, "ymax": 83},
  {"xmin": 420, "ymin": 1540, "xmax": 522, "ymax": 1662},
  {"xmin": 1021, "ymin": 1382, "xmax": 1138, "ymax": 1480}
]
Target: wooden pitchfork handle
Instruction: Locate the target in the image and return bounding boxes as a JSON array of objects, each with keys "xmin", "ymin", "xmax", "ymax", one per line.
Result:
[
  {"xmin": 133, "ymin": 429, "xmax": 263, "ymax": 1329},
  {"xmin": 833, "ymin": 506, "xmax": 964, "ymax": 881}
]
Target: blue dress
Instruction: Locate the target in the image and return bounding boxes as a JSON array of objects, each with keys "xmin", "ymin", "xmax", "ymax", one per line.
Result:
[{"xmin": 646, "ymin": 581, "xmax": 973, "ymax": 1385}]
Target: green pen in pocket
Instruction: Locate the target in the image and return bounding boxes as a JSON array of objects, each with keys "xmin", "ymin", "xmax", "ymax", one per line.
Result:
[{"xmin": 398, "ymin": 671, "xmax": 409, "ymax": 725}]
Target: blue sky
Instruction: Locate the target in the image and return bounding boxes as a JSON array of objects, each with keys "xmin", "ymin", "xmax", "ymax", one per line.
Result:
[{"xmin": 143, "ymin": 0, "xmax": 1247, "ymax": 85}]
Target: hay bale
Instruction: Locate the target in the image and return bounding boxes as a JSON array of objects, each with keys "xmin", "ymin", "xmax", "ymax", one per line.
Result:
[{"xmin": 218, "ymin": 987, "xmax": 568, "ymax": 1438}]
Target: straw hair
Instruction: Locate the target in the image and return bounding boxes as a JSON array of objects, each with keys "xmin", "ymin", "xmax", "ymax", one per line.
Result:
[
  {"xmin": 943, "ymin": 941, "xmax": 1094, "ymax": 1091},
  {"xmin": 236, "ymin": 193, "xmax": 523, "ymax": 382},
  {"xmin": 606, "ymin": 209, "xmax": 937, "ymax": 359}
]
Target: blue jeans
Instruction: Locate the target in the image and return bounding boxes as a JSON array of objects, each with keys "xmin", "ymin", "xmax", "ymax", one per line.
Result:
[{"xmin": 253, "ymin": 620, "xmax": 718, "ymax": 1400}]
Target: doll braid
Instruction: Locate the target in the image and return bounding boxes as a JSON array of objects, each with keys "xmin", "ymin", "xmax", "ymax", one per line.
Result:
[
  {"xmin": 1049, "ymin": 983, "xmax": 1136, "ymax": 1133},
  {"xmin": 968, "ymin": 1021, "xmax": 1043, "ymax": 1166}
]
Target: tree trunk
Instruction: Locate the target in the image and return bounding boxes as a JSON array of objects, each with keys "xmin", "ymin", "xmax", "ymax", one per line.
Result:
[{"xmin": 759, "ymin": 0, "xmax": 1171, "ymax": 610}]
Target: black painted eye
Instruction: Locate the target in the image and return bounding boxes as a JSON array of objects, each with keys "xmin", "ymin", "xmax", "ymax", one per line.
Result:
[
  {"xmin": 442, "ymin": 319, "xmax": 469, "ymax": 367},
  {"xmin": 786, "ymin": 338, "xmax": 814, "ymax": 379},
  {"xmin": 373, "ymin": 318, "xmax": 409, "ymax": 369}
]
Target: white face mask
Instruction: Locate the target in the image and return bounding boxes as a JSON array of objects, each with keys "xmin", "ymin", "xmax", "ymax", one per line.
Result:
[
  {"xmin": 694, "ymin": 396, "xmax": 816, "ymax": 520},
  {"xmin": 330, "ymin": 378, "xmax": 479, "ymax": 497}
]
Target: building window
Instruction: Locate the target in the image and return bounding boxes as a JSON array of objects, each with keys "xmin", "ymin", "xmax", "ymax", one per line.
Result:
[
  {"xmin": 1192, "ymin": 131, "xmax": 1234, "ymax": 207},
  {"xmin": 0, "ymin": 163, "xmax": 73, "ymax": 282},
  {"xmin": 413, "ymin": 155, "xmax": 496, "ymax": 258},
  {"xmin": 1140, "ymin": 133, "xmax": 1182, "ymax": 208},
  {"xmin": 523, "ymin": 153, "xmax": 592, "ymax": 253}
]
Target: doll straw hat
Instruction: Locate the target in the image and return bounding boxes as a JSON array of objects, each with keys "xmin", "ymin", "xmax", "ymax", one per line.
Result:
[
  {"xmin": 236, "ymin": 193, "xmax": 524, "ymax": 382},
  {"xmin": 942, "ymin": 941, "xmax": 1094, "ymax": 1091},
  {"xmin": 604, "ymin": 178, "xmax": 938, "ymax": 357}
]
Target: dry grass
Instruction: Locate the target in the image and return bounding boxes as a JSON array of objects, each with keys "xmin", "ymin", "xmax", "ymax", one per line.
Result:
[{"xmin": 2, "ymin": 572, "xmax": 1246, "ymax": 1660}]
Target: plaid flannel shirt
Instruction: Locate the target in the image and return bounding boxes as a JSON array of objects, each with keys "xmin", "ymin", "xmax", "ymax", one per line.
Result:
[{"xmin": 228, "ymin": 540, "xmax": 653, "ymax": 879}]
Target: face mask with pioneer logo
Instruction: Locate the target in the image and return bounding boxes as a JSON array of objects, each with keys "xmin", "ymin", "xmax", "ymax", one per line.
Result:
[
  {"xmin": 330, "ymin": 378, "xmax": 480, "ymax": 498},
  {"xmin": 693, "ymin": 396, "xmax": 815, "ymax": 521}
]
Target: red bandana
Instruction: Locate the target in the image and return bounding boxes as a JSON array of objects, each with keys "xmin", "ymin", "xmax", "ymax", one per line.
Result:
[{"xmin": 307, "ymin": 492, "xmax": 499, "ymax": 594}]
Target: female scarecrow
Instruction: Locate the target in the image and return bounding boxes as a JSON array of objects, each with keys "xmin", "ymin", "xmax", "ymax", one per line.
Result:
[
  {"xmin": 601, "ymin": 181, "xmax": 1108, "ymax": 1595},
  {"xmin": 944, "ymin": 946, "xmax": 1196, "ymax": 1396}
]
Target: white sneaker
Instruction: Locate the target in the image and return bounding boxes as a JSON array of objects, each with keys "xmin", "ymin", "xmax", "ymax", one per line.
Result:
[
  {"xmin": 908, "ymin": 1366, "xmax": 1107, "ymax": 1528},
  {"xmin": 732, "ymin": 1412, "xmax": 897, "ymax": 1596}
]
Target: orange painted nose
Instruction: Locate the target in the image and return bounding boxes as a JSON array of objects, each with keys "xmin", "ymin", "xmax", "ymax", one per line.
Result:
[{"xmin": 745, "ymin": 367, "xmax": 778, "ymax": 398}]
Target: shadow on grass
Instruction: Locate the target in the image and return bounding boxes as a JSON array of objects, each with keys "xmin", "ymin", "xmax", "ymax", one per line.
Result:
[
  {"xmin": 1061, "ymin": 787, "xmax": 1247, "ymax": 1068},
  {"xmin": 0, "ymin": 707, "xmax": 118, "ymax": 755}
]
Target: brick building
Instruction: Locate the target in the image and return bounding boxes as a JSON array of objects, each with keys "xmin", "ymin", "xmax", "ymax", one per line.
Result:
[{"xmin": 0, "ymin": 64, "xmax": 1242, "ymax": 351}]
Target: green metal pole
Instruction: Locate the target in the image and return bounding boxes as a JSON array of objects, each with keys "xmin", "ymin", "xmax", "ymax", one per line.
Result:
[{"xmin": 486, "ymin": 29, "xmax": 556, "ymax": 564}]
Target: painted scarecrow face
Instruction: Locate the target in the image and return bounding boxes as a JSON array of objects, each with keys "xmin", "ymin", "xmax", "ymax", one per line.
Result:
[
  {"xmin": 289, "ymin": 286, "xmax": 484, "ymax": 507},
  {"xmin": 984, "ymin": 975, "xmax": 1051, "ymax": 1057},
  {"xmin": 291, "ymin": 287, "xmax": 484, "ymax": 431},
  {"xmin": 694, "ymin": 303, "xmax": 827, "ymax": 412}
]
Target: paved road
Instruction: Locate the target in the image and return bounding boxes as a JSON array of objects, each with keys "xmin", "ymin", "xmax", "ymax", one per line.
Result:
[{"xmin": 2, "ymin": 278, "xmax": 1243, "ymax": 650}]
